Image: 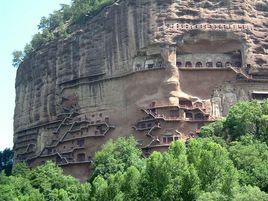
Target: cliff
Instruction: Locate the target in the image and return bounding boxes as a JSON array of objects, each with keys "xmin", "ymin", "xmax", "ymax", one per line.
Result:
[{"xmin": 14, "ymin": 0, "xmax": 268, "ymax": 180}]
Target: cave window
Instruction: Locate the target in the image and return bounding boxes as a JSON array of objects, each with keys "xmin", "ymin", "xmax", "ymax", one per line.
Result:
[
  {"xmin": 252, "ymin": 91, "xmax": 268, "ymax": 101},
  {"xmin": 176, "ymin": 61, "xmax": 182, "ymax": 68},
  {"xmin": 170, "ymin": 110, "xmax": 179, "ymax": 117},
  {"xmin": 140, "ymin": 123, "xmax": 146, "ymax": 128},
  {"xmin": 147, "ymin": 122, "xmax": 152, "ymax": 128},
  {"xmin": 163, "ymin": 135, "xmax": 174, "ymax": 144},
  {"xmin": 136, "ymin": 64, "xmax": 142, "ymax": 70},
  {"xmin": 206, "ymin": 62, "xmax": 213, "ymax": 67},
  {"xmin": 77, "ymin": 153, "xmax": 85, "ymax": 162},
  {"xmin": 105, "ymin": 117, "xmax": 109, "ymax": 123},
  {"xmin": 174, "ymin": 136, "xmax": 180, "ymax": 141},
  {"xmin": 216, "ymin": 62, "xmax": 223, "ymax": 68},
  {"xmin": 185, "ymin": 61, "xmax": 192, "ymax": 67},
  {"xmin": 97, "ymin": 125, "xmax": 106, "ymax": 134},
  {"xmin": 194, "ymin": 102, "xmax": 203, "ymax": 108},
  {"xmin": 147, "ymin": 64, "xmax": 154, "ymax": 69},
  {"xmin": 235, "ymin": 62, "xmax": 241, "ymax": 68},
  {"xmin": 179, "ymin": 99, "xmax": 192, "ymax": 107},
  {"xmin": 194, "ymin": 113, "xmax": 204, "ymax": 120},
  {"xmin": 185, "ymin": 112, "xmax": 193, "ymax": 119},
  {"xmin": 163, "ymin": 135, "xmax": 180, "ymax": 144},
  {"xmin": 47, "ymin": 148, "xmax": 52, "ymax": 155},
  {"xmin": 77, "ymin": 139, "xmax": 85, "ymax": 147},
  {"xmin": 225, "ymin": 62, "xmax": 232, "ymax": 68},
  {"xmin": 195, "ymin": 62, "xmax": 202, "ymax": 67}
]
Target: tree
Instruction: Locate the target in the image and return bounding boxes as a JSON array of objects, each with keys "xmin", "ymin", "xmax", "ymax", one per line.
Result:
[
  {"xmin": 0, "ymin": 172, "xmax": 44, "ymax": 201},
  {"xmin": 0, "ymin": 148, "xmax": 13, "ymax": 176},
  {"xmin": 91, "ymin": 136, "xmax": 143, "ymax": 180},
  {"xmin": 187, "ymin": 138, "xmax": 238, "ymax": 196},
  {"xmin": 224, "ymin": 101, "xmax": 262, "ymax": 140},
  {"xmin": 200, "ymin": 119, "xmax": 226, "ymax": 138},
  {"xmin": 228, "ymin": 135, "xmax": 268, "ymax": 192},
  {"xmin": 197, "ymin": 191, "xmax": 227, "ymax": 201},
  {"xmin": 12, "ymin": 162, "xmax": 30, "ymax": 178},
  {"xmin": 29, "ymin": 161, "xmax": 90, "ymax": 201},
  {"xmin": 12, "ymin": 51, "xmax": 23, "ymax": 68},
  {"xmin": 139, "ymin": 152, "xmax": 171, "ymax": 201},
  {"xmin": 120, "ymin": 166, "xmax": 141, "ymax": 201},
  {"xmin": 232, "ymin": 185, "xmax": 268, "ymax": 201}
]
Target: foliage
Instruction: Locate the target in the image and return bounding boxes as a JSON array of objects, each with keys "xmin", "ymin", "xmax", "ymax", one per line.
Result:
[
  {"xmin": 199, "ymin": 119, "xmax": 225, "ymax": 138},
  {"xmin": 198, "ymin": 100, "xmax": 268, "ymax": 193},
  {"xmin": 0, "ymin": 161, "xmax": 91, "ymax": 201},
  {"xmin": 91, "ymin": 136, "xmax": 143, "ymax": 180},
  {"xmin": 0, "ymin": 171, "xmax": 45, "ymax": 201},
  {"xmin": 187, "ymin": 138, "xmax": 238, "ymax": 196},
  {"xmin": 0, "ymin": 148, "xmax": 13, "ymax": 176},
  {"xmin": 224, "ymin": 101, "xmax": 263, "ymax": 140},
  {"xmin": 201, "ymin": 100, "xmax": 268, "ymax": 143},
  {"xmin": 12, "ymin": 51, "xmax": 24, "ymax": 68},
  {"xmin": 228, "ymin": 135, "xmax": 268, "ymax": 192},
  {"xmin": 232, "ymin": 185, "xmax": 268, "ymax": 201},
  {"xmin": 0, "ymin": 136, "xmax": 267, "ymax": 200},
  {"xmin": 12, "ymin": 162, "xmax": 31, "ymax": 177},
  {"xmin": 90, "ymin": 139, "xmax": 241, "ymax": 201},
  {"xmin": 12, "ymin": 0, "xmax": 116, "ymax": 67}
]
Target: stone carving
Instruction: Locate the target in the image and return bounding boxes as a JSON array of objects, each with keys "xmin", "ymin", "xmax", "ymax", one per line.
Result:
[
  {"xmin": 238, "ymin": 88, "xmax": 248, "ymax": 101},
  {"xmin": 211, "ymin": 89, "xmax": 222, "ymax": 118},
  {"xmin": 163, "ymin": 23, "xmax": 254, "ymax": 32},
  {"xmin": 211, "ymin": 84, "xmax": 239, "ymax": 116}
]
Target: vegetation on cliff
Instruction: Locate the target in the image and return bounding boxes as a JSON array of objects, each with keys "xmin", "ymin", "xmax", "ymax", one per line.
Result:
[
  {"xmin": 12, "ymin": 0, "xmax": 117, "ymax": 68},
  {"xmin": 0, "ymin": 148, "xmax": 13, "ymax": 176},
  {"xmin": 1, "ymin": 100, "xmax": 268, "ymax": 200}
]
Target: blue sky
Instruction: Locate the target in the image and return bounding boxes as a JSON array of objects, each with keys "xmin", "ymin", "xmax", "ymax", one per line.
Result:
[{"xmin": 0, "ymin": 0, "xmax": 71, "ymax": 151}]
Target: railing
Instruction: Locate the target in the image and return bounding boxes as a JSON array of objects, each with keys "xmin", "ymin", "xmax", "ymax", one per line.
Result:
[{"xmin": 230, "ymin": 67, "xmax": 252, "ymax": 80}]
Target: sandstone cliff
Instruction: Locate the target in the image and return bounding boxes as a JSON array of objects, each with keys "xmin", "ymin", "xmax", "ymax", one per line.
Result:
[{"xmin": 14, "ymin": 0, "xmax": 268, "ymax": 180}]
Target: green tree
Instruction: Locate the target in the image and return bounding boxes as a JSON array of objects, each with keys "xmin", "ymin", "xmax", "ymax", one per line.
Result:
[
  {"xmin": 200, "ymin": 119, "xmax": 225, "ymax": 138},
  {"xmin": 0, "ymin": 148, "xmax": 14, "ymax": 176},
  {"xmin": 197, "ymin": 191, "xmax": 227, "ymax": 201},
  {"xmin": 91, "ymin": 136, "xmax": 143, "ymax": 180},
  {"xmin": 29, "ymin": 161, "xmax": 90, "ymax": 201},
  {"xmin": 229, "ymin": 135, "xmax": 268, "ymax": 192},
  {"xmin": 120, "ymin": 166, "xmax": 141, "ymax": 201},
  {"xmin": 139, "ymin": 152, "xmax": 170, "ymax": 201},
  {"xmin": 187, "ymin": 138, "xmax": 238, "ymax": 196},
  {"xmin": 12, "ymin": 51, "xmax": 23, "ymax": 68},
  {"xmin": 12, "ymin": 162, "xmax": 30, "ymax": 178},
  {"xmin": 91, "ymin": 176, "xmax": 109, "ymax": 201},
  {"xmin": 232, "ymin": 185, "xmax": 268, "ymax": 201},
  {"xmin": 0, "ymin": 172, "xmax": 44, "ymax": 201},
  {"xmin": 224, "ymin": 101, "xmax": 262, "ymax": 140}
]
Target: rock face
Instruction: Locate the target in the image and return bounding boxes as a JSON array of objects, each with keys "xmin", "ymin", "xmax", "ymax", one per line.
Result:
[{"xmin": 14, "ymin": 0, "xmax": 268, "ymax": 180}]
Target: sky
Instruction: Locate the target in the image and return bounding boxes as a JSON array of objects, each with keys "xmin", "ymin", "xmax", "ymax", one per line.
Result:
[{"xmin": 0, "ymin": 0, "xmax": 71, "ymax": 151}]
